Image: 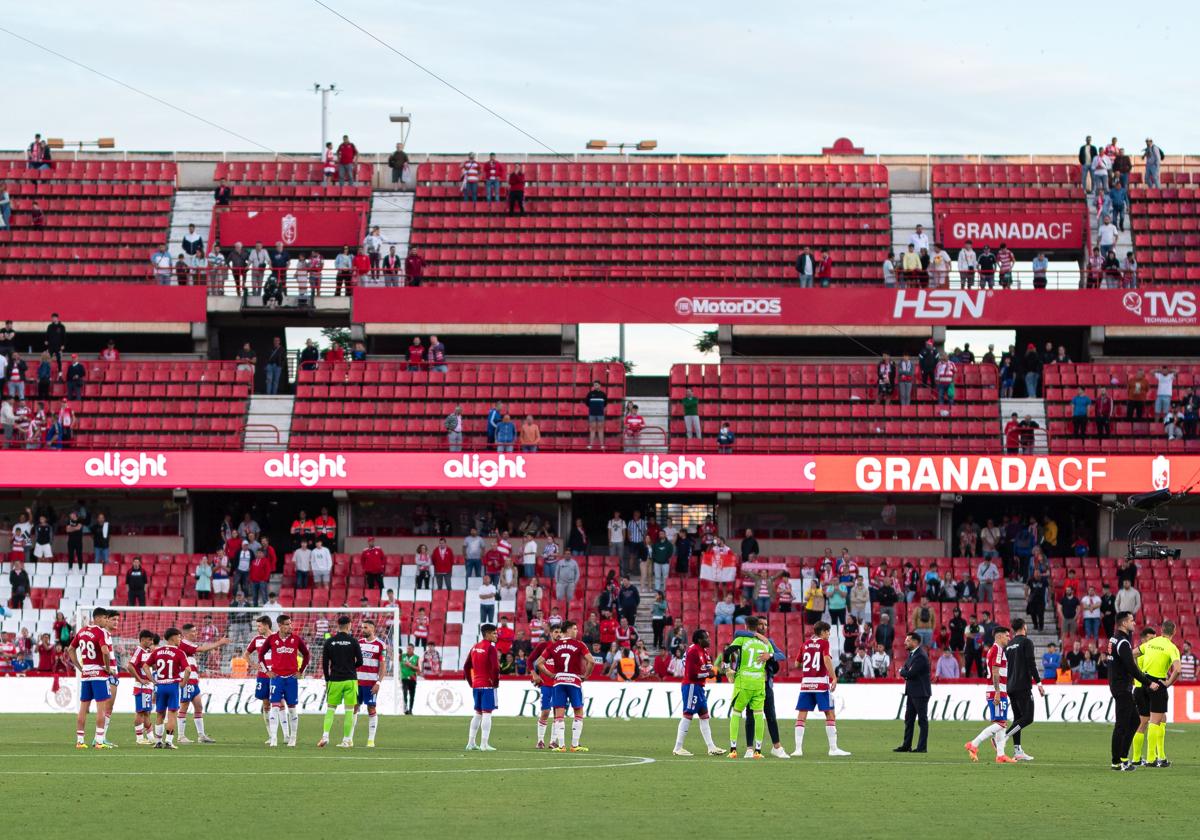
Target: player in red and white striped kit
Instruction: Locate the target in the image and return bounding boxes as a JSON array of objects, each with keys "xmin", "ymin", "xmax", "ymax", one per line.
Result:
[
  {"xmin": 965, "ymin": 625, "xmax": 1016, "ymax": 764},
  {"xmin": 129, "ymin": 630, "xmax": 158, "ymax": 745},
  {"xmin": 67, "ymin": 607, "xmax": 116, "ymax": 749},
  {"xmin": 177, "ymin": 623, "xmax": 230, "ymax": 744},
  {"xmin": 246, "ymin": 616, "xmax": 275, "ymax": 743},
  {"xmin": 354, "ymin": 619, "xmax": 389, "ymax": 748},
  {"xmin": 97, "ymin": 609, "xmax": 121, "ymax": 747}
]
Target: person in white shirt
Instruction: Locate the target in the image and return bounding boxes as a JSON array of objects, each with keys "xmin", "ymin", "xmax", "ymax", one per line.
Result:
[
  {"xmin": 363, "ymin": 226, "xmax": 385, "ymax": 282},
  {"xmin": 956, "ymin": 242, "xmax": 978, "ymax": 288},
  {"xmin": 151, "ymin": 246, "xmax": 173, "ymax": 284},
  {"xmin": 866, "ymin": 644, "xmax": 891, "ymax": 678},
  {"xmin": 247, "ymin": 242, "xmax": 270, "ymax": 296},
  {"xmin": 908, "ymin": 225, "xmax": 930, "ymax": 253},
  {"xmin": 262, "ymin": 594, "xmax": 283, "ymax": 623},
  {"xmin": 1120, "ymin": 251, "xmax": 1138, "ymax": 289},
  {"xmin": 0, "ymin": 397, "xmax": 14, "ymax": 447},
  {"xmin": 607, "ymin": 512, "xmax": 626, "ymax": 558},
  {"xmin": 1163, "ymin": 407, "xmax": 1183, "ymax": 440},
  {"xmin": 882, "ymin": 251, "xmax": 896, "ymax": 287},
  {"xmin": 929, "ymin": 244, "xmax": 952, "ymax": 288},
  {"xmin": 975, "ymin": 557, "xmax": 1001, "ymax": 603},
  {"xmin": 292, "ymin": 543, "xmax": 312, "ymax": 589},
  {"xmin": 1154, "ymin": 367, "xmax": 1177, "ymax": 418},
  {"xmin": 522, "ymin": 535, "xmax": 539, "ymax": 578},
  {"xmin": 310, "ymin": 538, "xmax": 333, "ymax": 586},
  {"xmin": 1080, "ymin": 586, "xmax": 1102, "ymax": 639},
  {"xmin": 1091, "ymin": 152, "xmax": 1112, "ymax": 196},
  {"xmin": 1096, "ymin": 214, "xmax": 1119, "ymax": 258},
  {"xmin": 478, "ymin": 575, "xmax": 498, "ymax": 623}
]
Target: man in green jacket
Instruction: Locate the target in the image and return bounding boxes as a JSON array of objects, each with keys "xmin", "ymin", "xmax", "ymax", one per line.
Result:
[
  {"xmin": 400, "ymin": 643, "xmax": 421, "ymax": 715},
  {"xmin": 651, "ymin": 533, "xmax": 674, "ymax": 593}
]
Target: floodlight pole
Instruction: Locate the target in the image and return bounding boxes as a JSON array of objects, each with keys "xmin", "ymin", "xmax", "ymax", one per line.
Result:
[{"xmin": 314, "ymin": 84, "xmax": 338, "ymax": 151}]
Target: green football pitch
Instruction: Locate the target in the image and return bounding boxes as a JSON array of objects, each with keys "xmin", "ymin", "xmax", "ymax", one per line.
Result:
[{"xmin": 2, "ymin": 715, "xmax": 1194, "ymax": 837}]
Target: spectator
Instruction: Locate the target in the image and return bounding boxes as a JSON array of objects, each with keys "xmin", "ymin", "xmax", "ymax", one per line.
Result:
[
  {"xmin": 351, "ymin": 340, "xmax": 367, "ymax": 362},
  {"xmin": 1057, "ymin": 586, "xmax": 1081, "ymax": 638},
  {"xmin": 1163, "ymin": 405, "xmax": 1183, "ymax": 441},
  {"xmin": 29, "ymin": 200, "xmax": 45, "ymax": 228},
  {"xmin": 336, "ymin": 135, "xmax": 358, "ymax": 184},
  {"xmin": 956, "ymin": 241, "xmax": 977, "ymax": 288},
  {"xmin": 1153, "ymin": 366, "xmax": 1176, "ymax": 418},
  {"xmin": 327, "ymin": 245, "xmax": 351, "ymax": 297},
  {"xmin": 44, "ymin": 313, "xmax": 66, "ymax": 370},
  {"xmin": 996, "ymin": 243, "xmax": 1015, "ymax": 288},
  {"xmin": 387, "ymin": 142, "xmax": 409, "ymax": 185},
  {"xmin": 381, "ymin": 246, "xmax": 402, "ymax": 287},
  {"xmin": 320, "ymin": 141, "xmax": 337, "ymax": 184},
  {"xmin": 291, "ymin": 540, "xmax": 312, "ymax": 589},
  {"xmin": 235, "ymin": 341, "xmax": 257, "ymax": 376},
  {"xmin": 1079, "ymin": 586, "xmax": 1102, "ymax": 639},
  {"xmin": 815, "ymin": 250, "xmax": 833, "ymax": 287},
  {"xmin": 910, "ymin": 598, "xmax": 935, "ymax": 647},
  {"xmin": 795, "ymin": 246, "xmax": 815, "ymax": 287},
  {"xmin": 351, "ymin": 246, "xmax": 371, "ymax": 290},
  {"xmin": 478, "ymin": 575, "xmax": 498, "ymax": 623},
  {"xmin": 714, "ymin": 594, "xmax": 736, "ymax": 626},
  {"xmin": 462, "ymin": 528, "xmax": 484, "ymax": 578},
  {"xmin": 1031, "ymin": 252, "xmax": 1049, "ymax": 289},
  {"xmin": 431, "ymin": 537, "xmax": 454, "ymax": 589},
  {"xmin": 976, "ymin": 553, "xmax": 1000, "ymax": 602},
  {"xmin": 0, "ymin": 397, "xmax": 13, "ymax": 448},
  {"xmin": 917, "ymin": 339, "xmax": 938, "ymax": 389},
  {"xmin": 934, "ymin": 651, "xmax": 960, "ymax": 680},
  {"xmin": 681, "ymin": 387, "xmax": 701, "ymax": 440},
  {"xmin": 484, "ymin": 401, "xmax": 503, "ymax": 446},
  {"xmin": 1020, "ymin": 343, "xmax": 1041, "ymax": 399},
  {"xmin": 881, "ymin": 250, "xmax": 897, "ymax": 287},
  {"xmin": 483, "ymin": 153, "xmax": 505, "ymax": 203},
  {"xmin": 1078, "ymin": 136, "xmax": 1098, "ymax": 190},
  {"xmin": 1069, "ymin": 387, "xmax": 1092, "ymax": 439},
  {"xmin": 566, "ymin": 518, "xmax": 589, "ymax": 557},
  {"xmin": 1108, "ymin": 181, "xmax": 1128, "ymax": 232},
  {"xmin": 825, "ymin": 578, "xmax": 848, "ymax": 625},
  {"xmin": 849, "ymin": 576, "xmax": 871, "ymax": 625},
  {"xmin": 213, "ymin": 177, "xmax": 232, "ymax": 207},
  {"xmin": 361, "ymin": 537, "xmax": 386, "ymax": 590},
  {"xmin": 182, "ymin": 223, "xmax": 203, "ymax": 258},
  {"xmin": 507, "ymin": 164, "xmax": 526, "ymax": 214},
  {"xmin": 933, "ymin": 353, "xmax": 956, "ymax": 405},
  {"xmin": 242, "ymin": 241, "xmax": 268, "ymax": 297},
  {"xmin": 0, "ymin": 184, "xmax": 10, "ymax": 229},
  {"xmin": 1180, "ymin": 643, "xmax": 1197, "ymax": 682},
  {"xmin": 900, "ymin": 244, "xmax": 922, "ymax": 285},
  {"xmin": 1097, "ymin": 214, "xmax": 1118, "ymax": 259},
  {"xmin": 1120, "ymin": 250, "xmax": 1138, "ymax": 289},
  {"xmin": 460, "ymin": 152, "xmax": 481, "ymax": 202},
  {"xmin": 35, "ymin": 352, "xmax": 52, "ymax": 401},
  {"xmin": 929, "ymin": 244, "xmax": 952, "ymax": 288},
  {"xmin": 875, "ymin": 353, "xmax": 896, "ymax": 404},
  {"xmin": 310, "ymin": 538, "xmax": 333, "ymax": 587},
  {"xmin": 584, "ymin": 381, "xmax": 607, "ymax": 449},
  {"xmin": 125, "ymin": 556, "xmax": 149, "ymax": 606},
  {"xmin": 908, "ymin": 224, "xmax": 930, "ymax": 253},
  {"xmin": 555, "ymin": 553, "xmax": 579, "ymax": 607},
  {"xmin": 975, "ymin": 245, "xmax": 996, "ymax": 289},
  {"xmin": 1142, "ymin": 138, "xmax": 1164, "ymax": 188},
  {"xmin": 8, "ymin": 559, "xmax": 30, "ymax": 609},
  {"xmin": 404, "ymin": 247, "xmax": 425, "ymax": 287},
  {"xmin": 498, "ymin": 558, "xmax": 519, "ymax": 600},
  {"xmin": 518, "ymin": 415, "xmax": 541, "ymax": 452},
  {"xmin": 445, "ymin": 405, "xmax": 464, "ymax": 452},
  {"xmin": 363, "ymin": 226, "xmax": 384, "ymax": 282},
  {"xmin": 428, "ymin": 335, "xmax": 448, "ymax": 373},
  {"xmin": 1091, "ymin": 149, "xmax": 1111, "ymax": 199},
  {"xmin": 297, "ymin": 339, "xmax": 319, "ymax": 373},
  {"xmin": 26, "ymin": 133, "xmax": 50, "ymax": 169},
  {"xmin": 1040, "ymin": 642, "xmax": 1061, "ymax": 682},
  {"xmin": 716, "ymin": 421, "xmax": 735, "ymax": 453},
  {"xmin": 624, "ymin": 403, "xmax": 645, "ymax": 452},
  {"xmin": 617, "ymin": 577, "xmax": 640, "ymax": 626}
]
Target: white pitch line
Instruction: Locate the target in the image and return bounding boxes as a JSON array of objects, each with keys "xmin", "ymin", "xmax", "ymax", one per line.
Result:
[{"xmin": 0, "ymin": 754, "xmax": 656, "ymax": 776}]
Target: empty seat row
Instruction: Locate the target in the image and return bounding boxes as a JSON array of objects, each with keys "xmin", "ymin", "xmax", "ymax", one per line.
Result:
[
  {"xmin": 0, "ymin": 160, "xmax": 176, "ymax": 180},
  {"xmin": 214, "ymin": 161, "xmax": 372, "ymax": 184},
  {"xmin": 419, "ymin": 161, "xmax": 888, "ymax": 185}
]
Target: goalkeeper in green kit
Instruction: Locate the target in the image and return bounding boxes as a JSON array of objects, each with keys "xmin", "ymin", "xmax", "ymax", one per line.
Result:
[
  {"xmin": 318, "ymin": 615, "xmax": 363, "ymax": 748},
  {"xmin": 723, "ymin": 616, "xmax": 773, "ymax": 759}
]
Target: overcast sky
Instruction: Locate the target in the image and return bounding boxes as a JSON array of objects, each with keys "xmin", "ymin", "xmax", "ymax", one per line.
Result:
[
  {"xmin": 5, "ymin": 2, "xmax": 1194, "ymax": 373},
  {"xmin": 4, "ymin": 1, "xmax": 1194, "ymax": 157}
]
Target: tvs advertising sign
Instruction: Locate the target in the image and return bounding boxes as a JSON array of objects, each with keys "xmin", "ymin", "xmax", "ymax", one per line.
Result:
[
  {"xmin": 0, "ymin": 451, "xmax": 1188, "ymax": 495},
  {"xmin": 937, "ymin": 211, "xmax": 1085, "ymax": 249},
  {"xmin": 216, "ymin": 208, "xmax": 364, "ymax": 248}
]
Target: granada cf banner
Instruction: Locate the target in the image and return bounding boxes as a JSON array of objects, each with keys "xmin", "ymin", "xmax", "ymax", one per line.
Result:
[
  {"xmin": 354, "ymin": 286, "xmax": 1200, "ymax": 327},
  {"xmin": 936, "ymin": 211, "xmax": 1086, "ymax": 249},
  {"xmin": 215, "ymin": 208, "xmax": 364, "ymax": 248},
  {"xmin": 699, "ymin": 545, "xmax": 738, "ymax": 582},
  {"xmin": 0, "ymin": 451, "xmax": 1188, "ymax": 495}
]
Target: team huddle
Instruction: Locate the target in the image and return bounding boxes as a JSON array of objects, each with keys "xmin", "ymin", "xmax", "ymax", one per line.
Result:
[{"xmin": 67, "ymin": 608, "xmax": 390, "ymax": 750}]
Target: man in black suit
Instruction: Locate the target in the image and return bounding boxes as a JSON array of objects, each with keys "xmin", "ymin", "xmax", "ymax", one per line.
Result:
[{"xmin": 895, "ymin": 631, "xmax": 931, "ymax": 753}]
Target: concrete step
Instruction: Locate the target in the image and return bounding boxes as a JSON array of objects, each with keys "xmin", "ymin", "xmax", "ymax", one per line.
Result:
[
  {"xmin": 167, "ymin": 190, "xmax": 216, "ymax": 254},
  {"xmin": 632, "ymin": 395, "xmax": 670, "ymax": 453},
  {"xmin": 245, "ymin": 395, "xmax": 294, "ymax": 450},
  {"xmin": 1000, "ymin": 397, "xmax": 1048, "ymax": 454},
  {"xmin": 367, "ymin": 191, "xmax": 413, "ymax": 255},
  {"xmin": 891, "ymin": 192, "xmax": 933, "ymax": 250}
]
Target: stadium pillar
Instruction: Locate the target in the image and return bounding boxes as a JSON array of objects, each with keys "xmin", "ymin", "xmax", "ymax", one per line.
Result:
[
  {"xmin": 556, "ymin": 491, "xmax": 573, "ymax": 541},
  {"xmin": 562, "ymin": 325, "xmax": 578, "ymax": 359},
  {"xmin": 335, "ymin": 492, "xmax": 351, "ymax": 553},
  {"xmin": 716, "ymin": 325, "xmax": 733, "ymax": 360},
  {"xmin": 192, "ymin": 321, "xmax": 209, "ymax": 356},
  {"xmin": 1088, "ymin": 326, "xmax": 1105, "ymax": 360},
  {"xmin": 177, "ymin": 492, "xmax": 194, "ymax": 553},
  {"xmin": 938, "ymin": 494, "xmax": 955, "ymax": 556},
  {"xmin": 717, "ymin": 493, "xmax": 732, "ymax": 537},
  {"xmin": 1098, "ymin": 495, "xmax": 1116, "ymax": 556}
]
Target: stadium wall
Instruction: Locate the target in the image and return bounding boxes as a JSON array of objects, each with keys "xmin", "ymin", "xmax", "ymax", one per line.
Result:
[{"xmin": 17, "ymin": 678, "xmax": 1200, "ymax": 723}]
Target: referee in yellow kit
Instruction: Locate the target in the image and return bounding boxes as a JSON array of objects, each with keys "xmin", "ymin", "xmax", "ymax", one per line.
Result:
[{"xmin": 1135, "ymin": 619, "xmax": 1183, "ymax": 767}]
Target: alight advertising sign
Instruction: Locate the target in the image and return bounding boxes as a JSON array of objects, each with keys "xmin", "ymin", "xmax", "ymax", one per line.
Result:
[{"xmin": 0, "ymin": 451, "xmax": 1187, "ymax": 495}]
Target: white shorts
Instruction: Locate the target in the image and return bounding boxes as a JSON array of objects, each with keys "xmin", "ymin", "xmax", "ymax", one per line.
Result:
[
  {"xmin": 212, "ymin": 578, "xmax": 230, "ymax": 594},
  {"xmin": 32, "ymin": 543, "xmax": 54, "ymax": 559}
]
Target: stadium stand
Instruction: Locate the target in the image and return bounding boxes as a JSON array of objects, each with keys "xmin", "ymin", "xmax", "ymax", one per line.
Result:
[
  {"xmin": 1130, "ymin": 171, "xmax": 1200, "ymax": 283},
  {"xmin": 289, "ymin": 360, "xmax": 626, "ymax": 451},
  {"xmin": 668, "ymin": 363, "xmax": 1001, "ymax": 453},
  {"xmin": 0, "ymin": 159, "xmax": 176, "ymax": 279},
  {"xmin": 410, "ymin": 162, "xmax": 890, "ymax": 283},
  {"xmin": 65, "ymin": 361, "xmax": 252, "ymax": 450},
  {"xmin": 1043, "ymin": 363, "xmax": 1200, "ymax": 453}
]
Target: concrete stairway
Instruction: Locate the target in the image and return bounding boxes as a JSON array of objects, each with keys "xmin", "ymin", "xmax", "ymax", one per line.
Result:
[
  {"xmin": 167, "ymin": 190, "xmax": 216, "ymax": 254},
  {"xmin": 367, "ymin": 191, "xmax": 413, "ymax": 256},
  {"xmin": 244, "ymin": 395, "xmax": 294, "ymax": 450},
  {"xmin": 633, "ymin": 396, "xmax": 670, "ymax": 453},
  {"xmin": 891, "ymin": 193, "xmax": 933, "ymax": 256},
  {"xmin": 1006, "ymin": 578, "xmax": 1059, "ymax": 653},
  {"xmin": 1000, "ymin": 397, "xmax": 1048, "ymax": 454}
]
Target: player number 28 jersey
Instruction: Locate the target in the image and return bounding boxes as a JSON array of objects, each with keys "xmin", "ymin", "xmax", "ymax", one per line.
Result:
[
  {"xmin": 70, "ymin": 625, "xmax": 109, "ymax": 679},
  {"xmin": 798, "ymin": 637, "xmax": 831, "ymax": 691}
]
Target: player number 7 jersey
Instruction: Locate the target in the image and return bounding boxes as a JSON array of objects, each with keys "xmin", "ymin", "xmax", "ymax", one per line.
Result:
[{"xmin": 546, "ymin": 638, "xmax": 590, "ymax": 687}]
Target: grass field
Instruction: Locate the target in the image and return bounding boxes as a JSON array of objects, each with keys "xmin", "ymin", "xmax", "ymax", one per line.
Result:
[{"xmin": 3, "ymin": 715, "xmax": 1195, "ymax": 837}]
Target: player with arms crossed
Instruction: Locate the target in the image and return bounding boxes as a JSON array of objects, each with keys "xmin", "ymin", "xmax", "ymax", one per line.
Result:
[
  {"xmin": 149, "ymin": 628, "xmax": 193, "ymax": 749},
  {"xmin": 722, "ymin": 615, "xmax": 772, "ymax": 759},
  {"xmin": 177, "ymin": 622, "xmax": 230, "ymax": 744},
  {"xmin": 67, "ymin": 607, "xmax": 116, "ymax": 749},
  {"xmin": 792, "ymin": 621, "xmax": 850, "ymax": 757},
  {"xmin": 673, "ymin": 629, "xmax": 725, "ymax": 756},
  {"xmin": 246, "ymin": 615, "xmax": 275, "ymax": 743},
  {"xmin": 129, "ymin": 630, "xmax": 159, "ymax": 745},
  {"xmin": 536, "ymin": 619, "xmax": 594, "ymax": 752},
  {"xmin": 965, "ymin": 625, "xmax": 1014, "ymax": 763},
  {"xmin": 464, "ymin": 623, "xmax": 501, "ymax": 751},
  {"xmin": 528, "ymin": 625, "xmax": 562, "ymax": 749},
  {"xmin": 319, "ymin": 615, "xmax": 363, "ymax": 748},
  {"xmin": 263, "ymin": 614, "xmax": 312, "ymax": 747},
  {"xmin": 354, "ymin": 618, "xmax": 388, "ymax": 748}
]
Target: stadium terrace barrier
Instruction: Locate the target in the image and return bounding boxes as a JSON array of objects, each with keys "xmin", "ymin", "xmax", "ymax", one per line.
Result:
[
  {"xmin": 14, "ymin": 677, "xmax": 1200, "ymax": 721},
  {"xmin": 0, "ymin": 451, "xmax": 1184, "ymax": 494}
]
